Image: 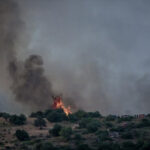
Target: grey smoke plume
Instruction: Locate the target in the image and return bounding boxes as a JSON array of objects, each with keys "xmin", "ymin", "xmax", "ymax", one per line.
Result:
[
  {"xmin": 0, "ymin": 0, "xmax": 150, "ymax": 115},
  {"xmin": 9, "ymin": 55, "xmax": 54, "ymax": 110},
  {"xmin": 0, "ymin": 0, "xmax": 54, "ymax": 111}
]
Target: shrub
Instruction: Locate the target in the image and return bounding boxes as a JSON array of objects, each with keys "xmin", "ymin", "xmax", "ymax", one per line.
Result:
[
  {"xmin": 106, "ymin": 115, "xmax": 117, "ymax": 121},
  {"xmin": 97, "ymin": 130, "xmax": 111, "ymax": 141},
  {"xmin": 87, "ymin": 111, "xmax": 102, "ymax": 118},
  {"xmin": 137, "ymin": 119, "xmax": 150, "ymax": 127},
  {"xmin": 0, "ymin": 112, "xmax": 10, "ymax": 120},
  {"xmin": 57, "ymin": 146, "xmax": 73, "ymax": 150},
  {"xmin": 118, "ymin": 116, "xmax": 133, "ymax": 122},
  {"xmin": 105, "ymin": 122, "xmax": 114, "ymax": 128},
  {"xmin": 74, "ymin": 110, "xmax": 87, "ymax": 119},
  {"xmin": 121, "ymin": 141, "xmax": 136, "ymax": 150},
  {"xmin": 34, "ymin": 117, "xmax": 46, "ymax": 128},
  {"xmin": 77, "ymin": 144, "xmax": 92, "ymax": 150},
  {"xmin": 79, "ymin": 118, "xmax": 92, "ymax": 128},
  {"xmin": 121, "ymin": 132, "xmax": 133, "ymax": 139},
  {"xmin": 15, "ymin": 130, "xmax": 30, "ymax": 141},
  {"xmin": 46, "ymin": 109, "xmax": 67, "ymax": 122},
  {"xmin": 44, "ymin": 109, "xmax": 53, "ymax": 117},
  {"xmin": 49, "ymin": 124, "xmax": 62, "ymax": 136},
  {"xmin": 87, "ymin": 120, "xmax": 101, "ymax": 132},
  {"xmin": 136, "ymin": 140, "xmax": 144, "ymax": 150},
  {"xmin": 79, "ymin": 118, "xmax": 100, "ymax": 132},
  {"xmin": 34, "ymin": 142, "xmax": 55, "ymax": 150},
  {"xmin": 60, "ymin": 127, "xmax": 73, "ymax": 140},
  {"xmin": 142, "ymin": 141, "xmax": 150, "ymax": 150},
  {"xmin": 74, "ymin": 133, "xmax": 82, "ymax": 141},
  {"xmin": 30, "ymin": 111, "xmax": 44, "ymax": 118},
  {"xmin": 68, "ymin": 114, "xmax": 78, "ymax": 123},
  {"xmin": 9, "ymin": 114, "xmax": 26, "ymax": 125},
  {"xmin": 98, "ymin": 142, "xmax": 121, "ymax": 150},
  {"xmin": 110, "ymin": 126, "xmax": 125, "ymax": 132}
]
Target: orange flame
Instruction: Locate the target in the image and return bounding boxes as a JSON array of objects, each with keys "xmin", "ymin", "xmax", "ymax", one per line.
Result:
[{"xmin": 52, "ymin": 96, "xmax": 72, "ymax": 116}]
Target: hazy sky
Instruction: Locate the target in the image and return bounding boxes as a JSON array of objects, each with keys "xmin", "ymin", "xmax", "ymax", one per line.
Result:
[{"xmin": 1, "ymin": 0, "xmax": 150, "ymax": 115}]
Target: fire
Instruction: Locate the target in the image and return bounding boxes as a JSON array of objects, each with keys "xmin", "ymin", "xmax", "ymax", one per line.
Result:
[{"xmin": 52, "ymin": 96, "xmax": 72, "ymax": 116}]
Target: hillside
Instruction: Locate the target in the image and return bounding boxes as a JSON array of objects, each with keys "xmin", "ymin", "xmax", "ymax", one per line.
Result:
[{"xmin": 0, "ymin": 110, "xmax": 150, "ymax": 150}]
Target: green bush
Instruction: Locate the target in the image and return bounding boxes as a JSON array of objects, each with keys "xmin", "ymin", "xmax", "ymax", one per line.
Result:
[
  {"xmin": 121, "ymin": 141, "xmax": 136, "ymax": 150},
  {"xmin": 34, "ymin": 142, "xmax": 55, "ymax": 150},
  {"xmin": 49, "ymin": 124, "xmax": 62, "ymax": 136},
  {"xmin": 60, "ymin": 127, "xmax": 73, "ymax": 140},
  {"xmin": 46, "ymin": 109, "xmax": 67, "ymax": 122},
  {"xmin": 68, "ymin": 114, "xmax": 78, "ymax": 122},
  {"xmin": 87, "ymin": 120, "xmax": 101, "ymax": 132},
  {"xmin": 9, "ymin": 114, "xmax": 26, "ymax": 125},
  {"xmin": 15, "ymin": 129, "xmax": 30, "ymax": 141},
  {"xmin": 74, "ymin": 110, "xmax": 87, "ymax": 119},
  {"xmin": 118, "ymin": 116, "xmax": 133, "ymax": 122},
  {"xmin": 104, "ymin": 122, "xmax": 114, "ymax": 128},
  {"xmin": 106, "ymin": 115, "xmax": 117, "ymax": 121},
  {"xmin": 110, "ymin": 126, "xmax": 125, "ymax": 132},
  {"xmin": 57, "ymin": 146, "xmax": 73, "ymax": 150},
  {"xmin": 79, "ymin": 118, "xmax": 100, "ymax": 132},
  {"xmin": 68, "ymin": 110, "xmax": 101, "ymax": 123},
  {"xmin": 98, "ymin": 131, "xmax": 111, "ymax": 141},
  {"xmin": 141, "ymin": 141, "xmax": 150, "ymax": 150},
  {"xmin": 77, "ymin": 144, "xmax": 92, "ymax": 150},
  {"xmin": 137, "ymin": 119, "xmax": 150, "ymax": 128},
  {"xmin": 87, "ymin": 111, "xmax": 102, "ymax": 118},
  {"xmin": 30, "ymin": 111, "xmax": 44, "ymax": 118},
  {"xmin": 121, "ymin": 132, "xmax": 133, "ymax": 139},
  {"xmin": 73, "ymin": 133, "xmax": 83, "ymax": 141},
  {"xmin": 0, "ymin": 112, "xmax": 10, "ymax": 120},
  {"xmin": 79, "ymin": 118, "xmax": 92, "ymax": 128},
  {"xmin": 34, "ymin": 117, "xmax": 46, "ymax": 128},
  {"xmin": 98, "ymin": 142, "xmax": 121, "ymax": 150}
]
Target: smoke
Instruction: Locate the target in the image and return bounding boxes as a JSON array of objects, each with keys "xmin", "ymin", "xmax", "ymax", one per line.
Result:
[
  {"xmin": 0, "ymin": 0, "xmax": 54, "ymax": 112},
  {"xmin": 0, "ymin": 0, "xmax": 150, "ymax": 115}
]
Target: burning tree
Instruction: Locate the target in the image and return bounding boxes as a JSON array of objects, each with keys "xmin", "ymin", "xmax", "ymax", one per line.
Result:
[{"xmin": 52, "ymin": 96, "xmax": 72, "ymax": 116}]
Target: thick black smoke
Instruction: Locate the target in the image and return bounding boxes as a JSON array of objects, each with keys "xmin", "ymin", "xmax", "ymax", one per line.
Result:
[
  {"xmin": 10, "ymin": 55, "xmax": 54, "ymax": 110},
  {"xmin": 0, "ymin": 0, "xmax": 54, "ymax": 111}
]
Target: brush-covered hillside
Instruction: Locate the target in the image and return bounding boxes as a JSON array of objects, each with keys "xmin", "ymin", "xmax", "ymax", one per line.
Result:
[{"xmin": 0, "ymin": 109, "xmax": 150, "ymax": 150}]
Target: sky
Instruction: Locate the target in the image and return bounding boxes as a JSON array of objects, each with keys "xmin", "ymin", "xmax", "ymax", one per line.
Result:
[{"xmin": 0, "ymin": 0, "xmax": 150, "ymax": 115}]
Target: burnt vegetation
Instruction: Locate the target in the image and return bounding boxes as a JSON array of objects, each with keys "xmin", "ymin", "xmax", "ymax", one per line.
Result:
[{"xmin": 0, "ymin": 110, "xmax": 150, "ymax": 150}]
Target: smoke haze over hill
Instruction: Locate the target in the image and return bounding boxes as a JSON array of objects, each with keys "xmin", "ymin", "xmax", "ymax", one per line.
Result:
[{"xmin": 0, "ymin": 0, "xmax": 150, "ymax": 115}]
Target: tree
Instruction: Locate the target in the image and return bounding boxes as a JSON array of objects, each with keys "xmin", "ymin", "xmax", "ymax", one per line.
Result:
[
  {"xmin": 49, "ymin": 124, "xmax": 62, "ymax": 136},
  {"xmin": 15, "ymin": 130, "xmax": 30, "ymax": 141},
  {"xmin": 68, "ymin": 114, "xmax": 78, "ymax": 123},
  {"xmin": 79, "ymin": 118, "xmax": 92, "ymax": 128},
  {"xmin": 30, "ymin": 111, "xmax": 44, "ymax": 118},
  {"xmin": 87, "ymin": 120, "xmax": 101, "ymax": 132},
  {"xmin": 0, "ymin": 112, "xmax": 10, "ymax": 120},
  {"xmin": 74, "ymin": 110, "xmax": 87, "ymax": 119},
  {"xmin": 60, "ymin": 127, "xmax": 73, "ymax": 140},
  {"xmin": 46, "ymin": 109, "xmax": 67, "ymax": 122},
  {"xmin": 87, "ymin": 111, "xmax": 102, "ymax": 118},
  {"xmin": 34, "ymin": 117, "xmax": 46, "ymax": 128},
  {"xmin": 9, "ymin": 114, "xmax": 26, "ymax": 125}
]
